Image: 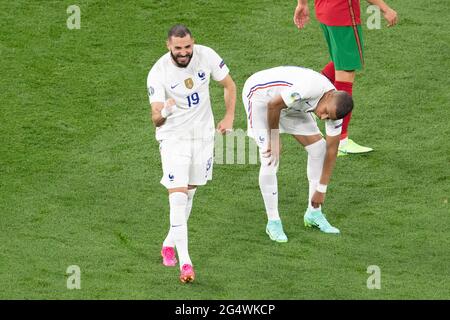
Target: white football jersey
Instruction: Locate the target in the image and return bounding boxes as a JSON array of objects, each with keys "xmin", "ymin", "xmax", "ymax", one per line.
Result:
[
  {"xmin": 147, "ymin": 44, "xmax": 229, "ymax": 140},
  {"xmin": 244, "ymin": 66, "xmax": 342, "ymax": 136}
]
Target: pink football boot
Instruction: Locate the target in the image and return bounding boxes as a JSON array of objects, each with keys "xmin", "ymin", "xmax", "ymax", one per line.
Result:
[
  {"xmin": 179, "ymin": 264, "xmax": 195, "ymax": 283},
  {"xmin": 161, "ymin": 246, "xmax": 177, "ymax": 267}
]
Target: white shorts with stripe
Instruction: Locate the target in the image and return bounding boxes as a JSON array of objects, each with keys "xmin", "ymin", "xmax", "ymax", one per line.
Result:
[{"xmin": 242, "ymin": 79, "xmax": 321, "ymax": 149}]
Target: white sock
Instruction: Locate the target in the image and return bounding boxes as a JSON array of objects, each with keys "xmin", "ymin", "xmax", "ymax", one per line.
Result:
[
  {"xmin": 185, "ymin": 188, "xmax": 196, "ymax": 221},
  {"xmin": 163, "ymin": 189, "xmax": 196, "ymax": 248},
  {"xmin": 259, "ymin": 152, "xmax": 280, "ymax": 221},
  {"xmin": 339, "ymin": 137, "xmax": 348, "ymax": 147},
  {"xmin": 305, "ymin": 139, "xmax": 326, "ymax": 212},
  {"xmin": 166, "ymin": 192, "xmax": 191, "ymax": 268}
]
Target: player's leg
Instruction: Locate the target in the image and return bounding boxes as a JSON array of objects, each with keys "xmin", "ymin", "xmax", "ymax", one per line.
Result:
[
  {"xmin": 186, "ymin": 185, "xmax": 197, "ymax": 221},
  {"xmin": 258, "ymin": 137, "xmax": 287, "ymax": 243},
  {"xmin": 163, "ymin": 184, "xmax": 196, "ymax": 282},
  {"xmin": 335, "ymin": 68, "xmax": 355, "ymax": 146},
  {"xmin": 281, "ymin": 111, "xmax": 340, "ymax": 234},
  {"xmin": 292, "ymin": 134, "xmax": 340, "ymax": 234},
  {"xmin": 291, "ymin": 134, "xmax": 327, "ymax": 214},
  {"xmin": 320, "ymin": 26, "xmax": 336, "ymax": 84},
  {"xmin": 292, "ymin": 134, "xmax": 324, "ymax": 210},
  {"xmin": 259, "ymin": 148, "xmax": 280, "ymax": 222},
  {"xmin": 243, "ymin": 91, "xmax": 287, "ymax": 242},
  {"xmin": 320, "ymin": 23, "xmax": 372, "ymax": 155},
  {"xmin": 166, "ymin": 186, "xmax": 195, "ymax": 283},
  {"xmin": 171, "ymin": 136, "xmax": 213, "ymax": 283},
  {"xmin": 280, "ymin": 114, "xmax": 324, "ymax": 211},
  {"xmin": 159, "ymin": 139, "xmax": 193, "ymax": 278},
  {"xmin": 321, "ymin": 61, "xmax": 335, "ymax": 83},
  {"xmin": 166, "ymin": 186, "xmax": 190, "ymax": 265},
  {"xmin": 162, "ymin": 183, "xmax": 196, "ymax": 248},
  {"xmin": 334, "ymin": 70, "xmax": 368, "ymax": 154}
]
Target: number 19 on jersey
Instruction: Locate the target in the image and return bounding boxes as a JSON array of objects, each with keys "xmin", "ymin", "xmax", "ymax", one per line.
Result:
[{"xmin": 186, "ymin": 92, "xmax": 200, "ymax": 108}]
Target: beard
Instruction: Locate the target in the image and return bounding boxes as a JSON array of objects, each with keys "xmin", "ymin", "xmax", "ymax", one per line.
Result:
[{"xmin": 170, "ymin": 51, "xmax": 193, "ymax": 68}]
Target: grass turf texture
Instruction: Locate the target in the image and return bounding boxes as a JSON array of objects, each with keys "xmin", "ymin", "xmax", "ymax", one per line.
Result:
[{"xmin": 0, "ymin": 0, "xmax": 449, "ymax": 299}]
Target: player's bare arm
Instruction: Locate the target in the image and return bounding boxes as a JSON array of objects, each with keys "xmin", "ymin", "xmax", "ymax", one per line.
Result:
[
  {"xmin": 311, "ymin": 134, "xmax": 339, "ymax": 208},
  {"xmin": 216, "ymin": 74, "xmax": 236, "ymax": 134},
  {"xmin": 294, "ymin": 0, "xmax": 310, "ymax": 29},
  {"xmin": 367, "ymin": 0, "xmax": 398, "ymax": 26},
  {"xmin": 265, "ymin": 94, "xmax": 286, "ymax": 166},
  {"xmin": 151, "ymin": 98, "xmax": 176, "ymax": 127}
]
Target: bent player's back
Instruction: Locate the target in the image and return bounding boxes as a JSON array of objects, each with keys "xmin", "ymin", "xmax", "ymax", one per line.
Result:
[{"xmin": 243, "ymin": 66, "xmax": 332, "ymax": 101}]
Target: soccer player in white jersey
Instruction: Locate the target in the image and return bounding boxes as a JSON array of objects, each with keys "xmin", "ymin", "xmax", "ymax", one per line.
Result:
[
  {"xmin": 147, "ymin": 25, "xmax": 236, "ymax": 283},
  {"xmin": 242, "ymin": 66, "xmax": 353, "ymax": 242}
]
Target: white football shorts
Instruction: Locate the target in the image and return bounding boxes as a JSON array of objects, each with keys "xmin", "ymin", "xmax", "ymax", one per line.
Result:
[
  {"xmin": 159, "ymin": 137, "xmax": 214, "ymax": 189},
  {"xmin": 243, "ymin": 94, "xmax": 321, "ymax": 149}
]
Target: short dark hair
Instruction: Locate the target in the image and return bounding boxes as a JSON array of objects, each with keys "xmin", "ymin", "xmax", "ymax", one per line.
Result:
[
  {"xmin": 167, "ymin": 24, "xmax": 192, "ymax": 40},
  {"xmin": 333, "ymin": 91, "xmax": 354, "ymax": 119}
]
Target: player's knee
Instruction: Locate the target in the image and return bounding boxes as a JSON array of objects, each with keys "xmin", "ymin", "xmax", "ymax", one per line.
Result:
[
  {"xmin": 168, "ymin": 187, "xmax": 188, "ymax": 195},
  {"xmin": 260, "ymin": 166, "xmax": 277, "ymax": 178},
  {"xmin": 259, "ymin": 156, "xmax": 278, "ymax": 177},
  {"xmin": 305, "ymin": 138, "xmax": 326, "ymax": 158}
]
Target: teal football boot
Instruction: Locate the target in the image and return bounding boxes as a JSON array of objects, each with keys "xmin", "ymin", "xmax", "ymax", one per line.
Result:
[
  {"xmin": 304, "ymin": 209, "xmax": 340, "ymax": 234},
  {"xmin": 266, "ymin": 219, "xmax": 288, "ymax": 242}
]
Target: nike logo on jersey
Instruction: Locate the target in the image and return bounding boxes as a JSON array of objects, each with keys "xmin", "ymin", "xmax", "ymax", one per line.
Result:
[{"xmin": 170, "ymin": 83, "xmax": 180, "ymax": 89}]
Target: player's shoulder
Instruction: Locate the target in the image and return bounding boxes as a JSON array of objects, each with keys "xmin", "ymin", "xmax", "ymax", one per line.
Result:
[
  {"xmin": 149, "ymin": 52, "xmax": 170, "ymax": 72},
  {"xmin": 194, "ymin": 44, "xmax": 220, "ymax": 57}
]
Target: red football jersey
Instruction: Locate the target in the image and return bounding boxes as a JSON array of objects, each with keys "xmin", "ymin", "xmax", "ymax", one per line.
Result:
[{"xmin": 315, "ymin": 0, "xmax": 361, "ymax": 26}]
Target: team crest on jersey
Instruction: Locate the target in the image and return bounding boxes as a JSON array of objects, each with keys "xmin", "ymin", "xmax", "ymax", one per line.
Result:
[
  {"xmin": 197, "ymin": 70, "xmax": 206, "ymax": 81},
  {"xmin": 184, "ymin": 78, "xmax": 194, "ymax": 89},
  {"xmin": 291, "ymin": 92, "xmax": 301, "ymax": 102}
]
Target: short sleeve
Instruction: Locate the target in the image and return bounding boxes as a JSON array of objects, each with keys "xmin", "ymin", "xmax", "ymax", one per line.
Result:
[
  {"xmin": 280, "ymin": 86, "xmax": 307, "ymax": 110},
  {"xmin": 325, "ymin": 119, "xmax": 343, "ymax": 136},
  {"xmin": 280, "ymin": 83, "xmax": 319, "ymax": 111},
  {"xmin": 147, "ymin": 64, "xmax": 165, "ymax": 104},
  {"xmin": 281, "ymin": 71, "xmax": 335, "ymax": 111},
  {"xmin": 205, "ymin": 47, "xmax": 229, "ymax": 82}
]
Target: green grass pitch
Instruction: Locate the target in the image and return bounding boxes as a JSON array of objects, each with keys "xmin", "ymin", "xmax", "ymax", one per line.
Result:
[{"xmin": 0, "ymin": 0, "xmax": 449, "ymax": 299}]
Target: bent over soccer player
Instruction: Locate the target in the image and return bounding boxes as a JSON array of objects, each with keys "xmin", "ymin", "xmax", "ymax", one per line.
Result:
[
  {"xmin": 147, "ymin": 25, "xmax": 236, "ymax": 283},
  {"xmin": 243, "ymin": 66, "xmax": 353, "ymax": 242}
]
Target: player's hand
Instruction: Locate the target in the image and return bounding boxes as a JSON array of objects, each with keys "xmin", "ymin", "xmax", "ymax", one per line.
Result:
[
  {"xmin": 216, "ymin": 116, "xmax": 234, "ymax": 135},
  {"xmin": 311, "ymin": 191, "xmax": 326, "ymax": 208},
  {"xmin": 161, "ymin": 98, "xmax": 176, "ymax": 118},
  {"xmin": 293, "ymin": 3, "xmax": 310, "ymax": 29},
  {"xmin": 263, "ymin": 138, "xmax": 281, "ymax": 166},
  {"xmin": 383, "ymin": 8, "xmax": 398, "ymax": 27}
]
